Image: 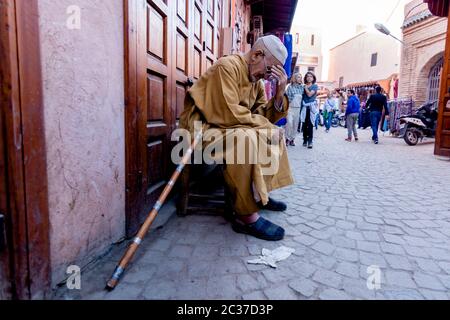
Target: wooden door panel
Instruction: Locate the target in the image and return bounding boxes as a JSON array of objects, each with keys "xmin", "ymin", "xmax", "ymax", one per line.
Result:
[
  {"xmin": 148, "ymin": 73, "xmax": 166, "ymax": 121},
  {"xmin": 177, "ymin": 0, "xmax": 187, "ymax": 23},
  {"xmin": 176, "ymin": 84, "xmax": 187, "ymax": 119},
  {"xmin": 176, "ymin": 34, "xmax": 187, "ymax": 72},
  {"xmin": 207, "ymin": 0, "xmax": 214, "ymax": 17},
  {"xmin": 144, "ymin": 0, "xmax": 172, "ymax": 219},
  {"xmin": 148, "ymin": 6, "xmax": 165, "ymax": 60},
  {"xmin": 206, "ymin": 21, "xmax": 214, "ymax": 52},
  {"xmin": 0, "ymin": 110, "xmax": 12, "ymax": 300},
  {"xmin": 194, "ymin": 4, "xmax": 202, "ymax": 41},
  {"xmin": 193, "ymin": 48, "xmax": 202, "ymax": 79}
]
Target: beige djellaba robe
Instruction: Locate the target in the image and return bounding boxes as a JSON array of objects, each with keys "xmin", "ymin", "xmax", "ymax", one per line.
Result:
[{"xmin": 179, "ymin": 54, "xmax": 294, "ymax": 216}]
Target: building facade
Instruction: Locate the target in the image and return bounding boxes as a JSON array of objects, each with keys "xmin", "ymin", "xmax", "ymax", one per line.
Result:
[
  {"xmin": 0, "ymin": 0, "xmax": 297, "ymax": 299},
  {"xmin": 328, "ymin": 29, "xmax": 401, "ymax": 90},
  {"xmin": 399, "ymin": 0, "xmax": 448, "ymax": 106},
  {"xmin": 291, "ymin": 25, "xmax": 323, "ymax": 80}
]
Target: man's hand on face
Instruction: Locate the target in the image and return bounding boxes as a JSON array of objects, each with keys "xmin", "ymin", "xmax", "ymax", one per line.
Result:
[{"xmin": 271, "ymin": 65, "xmax": 288, "ymax": 97}]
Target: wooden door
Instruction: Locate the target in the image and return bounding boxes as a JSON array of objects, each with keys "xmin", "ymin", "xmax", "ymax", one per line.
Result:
[
  {"xmin": 125, "ymin": 0, "xmax": 222, "ymax": 236},
  {"xmin": 0, "ymin": 110, "xmax": 12, "ymax": 300},
  {"xmin": 0, "ymin": 0, "xmax": 50, "ymax": 299},
  {"xmin": 435, "ymin": 8, "xmax": 450, "ymax": 157}
]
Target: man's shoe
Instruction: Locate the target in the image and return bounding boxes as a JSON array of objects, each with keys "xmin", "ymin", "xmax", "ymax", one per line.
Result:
[
  {"xmin": 303, "ymin": 142, "xmax": 308, "ymax": 147},
  {"xmin": 232, "ymin": 217, "xmax": 285, "ymax": 241},
  {"xmin": 290, "ymin": 140, "xmax": 296, "ymax": 147},
  {"xmin": 374, "ymin": 140, "xmax": 379, "ymax": 145},
  {"xmin": 345, "ymin": 138, "xmax": 352, "ymax": 142},
  {"xmin": 259, "ymin": 197, "xmax": 287, "ymax": 212},
  {"xmin": 308, "ymin": 142, "xmax": 313, "ymax": 149},
  {"xmin": 355, "ymin": 137, "xmax": 359, "ymax": 142}
]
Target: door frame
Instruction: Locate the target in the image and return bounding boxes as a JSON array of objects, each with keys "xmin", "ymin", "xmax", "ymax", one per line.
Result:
[
  {"xmin": 435, "ymin": 8, "xmax": 450, "ymax": 157},
  {"xmin": 0, "ymin": 0, "xmax": 50, "ymax": 299}
]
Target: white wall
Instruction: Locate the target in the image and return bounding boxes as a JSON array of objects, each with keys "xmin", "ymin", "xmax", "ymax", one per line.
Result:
[
  {"xmin": 291, "ymin": 25, "xmax": 323, "ymax": 80},
  {"xmin": 328, "ymin": 31, "xmax": 401, "ymax": 86},
  {"xmin": 38, "ymin": 0, "xmax": 126, "ymax": 286}
]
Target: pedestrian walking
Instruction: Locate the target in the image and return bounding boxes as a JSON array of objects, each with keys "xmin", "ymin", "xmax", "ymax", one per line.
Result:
[
  {"xmin": 366, "ymin": 86, "xmax": 390, "ymax": 144},
  {"xmin": 300, "ymin": 72, "xmax": 319, "ymax": 149},
  {"xmin": 345, "ymin": 89, "xmax": 360, "ymax": 142},
  {"xmin": 285, "ymin": 73, "xmax": 304, "ymax": 146},
  {"xmin": 323, "ymin": 91, "xmax": 339, "ymax": 132}
]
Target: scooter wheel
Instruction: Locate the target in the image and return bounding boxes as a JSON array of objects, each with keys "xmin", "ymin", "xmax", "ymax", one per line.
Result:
[{"xmin": 404, "ymin": 128, "xmax": 419, "ymax": 146}]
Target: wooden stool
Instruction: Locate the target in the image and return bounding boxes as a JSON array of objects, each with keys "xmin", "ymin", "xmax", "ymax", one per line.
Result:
[{"xmin": 177, "ymin": 164, "xmax": 234, "ymax": 221}]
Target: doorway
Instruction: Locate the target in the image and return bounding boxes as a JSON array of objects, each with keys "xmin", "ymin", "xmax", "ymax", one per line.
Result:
[
  {"xmin": 124, "ymin": 0, "xmax": 223, "ymax": 237},
  {"xmin": 0, "ymin": 0, "xmax": 50, "ymax": 299}
]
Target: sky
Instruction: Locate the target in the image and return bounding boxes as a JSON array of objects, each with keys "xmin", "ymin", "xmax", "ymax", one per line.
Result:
[{"xmin": 291, "ymin": 0, "xmax": 411, "ymax": 80}]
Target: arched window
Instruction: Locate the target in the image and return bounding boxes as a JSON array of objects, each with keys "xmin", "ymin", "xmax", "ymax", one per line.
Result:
[{"xmin": 427, "ymin": 57, "xmax": 444, "ymax": 103}]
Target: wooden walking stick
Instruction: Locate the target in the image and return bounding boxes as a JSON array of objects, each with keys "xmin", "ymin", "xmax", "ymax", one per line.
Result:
[{"xmin": 106, "ymin": 127, "xmax": 205, "ymax": 291}]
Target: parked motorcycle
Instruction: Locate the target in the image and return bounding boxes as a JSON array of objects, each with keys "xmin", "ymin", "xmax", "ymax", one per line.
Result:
[
  {"xmin": 331, "ymin": 112, "xmax": 346, "ymax": 128},
  {"xmin": 399, "ymin": 101, "xmax": 438, "ymax": 146}
]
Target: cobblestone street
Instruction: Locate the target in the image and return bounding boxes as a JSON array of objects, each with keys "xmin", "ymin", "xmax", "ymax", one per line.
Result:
[{"xmin": 55, "ymin": 127, "xmax": 450, "ymax": 300}]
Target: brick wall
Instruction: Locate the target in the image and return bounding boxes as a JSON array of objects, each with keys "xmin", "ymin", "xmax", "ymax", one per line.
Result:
[{"xmin": 400, "ymin": 12, "xmax": 447, "ymax": 106}]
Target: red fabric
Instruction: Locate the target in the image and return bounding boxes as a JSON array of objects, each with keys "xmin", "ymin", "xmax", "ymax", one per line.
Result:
[
  {"xmin": 394, "ymin": 79, "xmax": 399, "ymax": 99},
  {"xmin": 424, "ymin": 0, "xmax": 449, "ymax": 17}
]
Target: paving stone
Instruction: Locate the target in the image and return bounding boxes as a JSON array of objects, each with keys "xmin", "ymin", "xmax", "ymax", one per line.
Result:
[
  {"xmin": 331, "ymin": 236, "xmax": 356, "ymax": 249},
  {"xmin": 382, "ymin": 289, "xmax": 424, "ymax": 300},
  {"xmin": 289, "ymin": 278, "xmax": 318, "ymax": 298},
  {"xmin": 168, "ymin": 245, "xmax": 194, "ymax": 259},
  {"xmin": 264, "ymin": 285, "xmax": 298, "ymax": 300},
  {"xmin": 334, "ymin": 248, "xmax": 359, "ymax": 262},
  {"xmin": 384, "ymin": 254, "xmax": 414, "ymax": 271},
  {"xmin": 294, "ymin": 234, "xmax": 318, "ymax": 246},
  {"xmin": 415, "ymin": 258, "xmax": 442, "ymax": 273},
  {"xmin": 380, "ymin": 243, "xmax": 406, "ymax": 255},
  {"xmin": 219, "ymin": 246, "xmax": 249, "ymax": 257},
  {"xmin": 336, "ymin": 220, "xmax": 356, "ymax": 231},
  {"xmin": 336, "ymin": 262, "xmax": 360, "ymax": 279},
  {"xmin": 359, "ymin": 252, "xmax": 387, "ymax": 268},
  {"xmin": 357, "ymin": 241, "xmax": 381, "ymax": 254},
  {"xmin": 206, "ymin": 275, "xmax": 240, "ymax": 299},
  {"xmin": 242, "ymin": 291, "xmax": 267, "ymax": 300},
  {"xmin": 413, "ymin": 273, "xmax": 446, "ymax": 291},
  {"xmin": 420, "ymin": 290, "xmax": 449, "ymax": 300},
  {"xmin": 319, "ymin": 288, "xmax": 351, "ymax": 300},
  {"xmin": 385, "ymin": 271, "xmax": 417, "ymax": 289},
  {"xmin": 312, "ymin": 269, "xmax": 342, "ymax": 289},
  {"xmin": 404, "ymin": 246, "xmax": 429, "ymax": 258},
  {"xmin": 312, "ymin": 241, "xmax": 335, "ymax": 255},
  {"xmin": 237, "ymin": 274, "xmax": 264, "ymax": 293},
  {"xmin": 362, "ymin": 231, "xmax": 382, "ymax": 242},
  {"xmin": 346, "ymin": 231, "xmax": 364, "ymax": 241},
  {"xmin": 438, "ymin": 262, "xmax": 450, "ymax": 275},
  {"xmin": 383, "ymin": 234, "xmax": 406, "ymax": 245}
]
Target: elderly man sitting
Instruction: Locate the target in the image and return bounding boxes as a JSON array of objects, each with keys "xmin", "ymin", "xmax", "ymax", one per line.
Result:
[{"xmin": 180, "ymin": 35, "xmax": 294, "ymax": 241}]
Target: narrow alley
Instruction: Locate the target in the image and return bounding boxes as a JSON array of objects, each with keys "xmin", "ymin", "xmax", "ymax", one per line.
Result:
[{"xmin": 55, "ymin": 128, "xmax": 450, "ymax": 300}]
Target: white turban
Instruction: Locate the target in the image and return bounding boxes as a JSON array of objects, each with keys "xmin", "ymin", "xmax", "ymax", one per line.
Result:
[{"xmin": 254, "ymin": 35, "xmax": 288, "ymax": 66}]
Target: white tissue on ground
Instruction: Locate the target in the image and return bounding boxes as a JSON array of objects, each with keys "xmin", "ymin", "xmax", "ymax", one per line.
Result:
[{"xmin": 247, "ymin": 246, "xmax": 296, "ymax": 268}]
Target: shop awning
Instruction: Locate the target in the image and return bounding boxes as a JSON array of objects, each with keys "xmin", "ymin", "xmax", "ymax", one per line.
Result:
[
  {"xmin": 424, "ymin": 0, "xmax": 449, "ymax": 17},
  {"xmin": 250, "ymin": 0, "xmax": 299, "ymax": 33},
  {"xmin": 344, "ymin": 78, "xmax": 392, "ymax": 95}
]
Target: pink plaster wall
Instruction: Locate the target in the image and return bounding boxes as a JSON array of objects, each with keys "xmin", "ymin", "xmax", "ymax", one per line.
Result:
[{"xmin": 37, "ymin": 0, "xmax": 125, "ymax": 285}]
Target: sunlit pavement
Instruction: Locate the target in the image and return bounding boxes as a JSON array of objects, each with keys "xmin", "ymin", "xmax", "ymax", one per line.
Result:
[{"xmin": 55, "ymin": 127, "xmax": 450, "ymax": 300}]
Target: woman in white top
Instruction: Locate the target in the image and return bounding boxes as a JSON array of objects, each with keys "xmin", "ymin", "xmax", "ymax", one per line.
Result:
[{"xmin": 285, "ymin": 73, "xmax": 304, "ymax": 146}]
